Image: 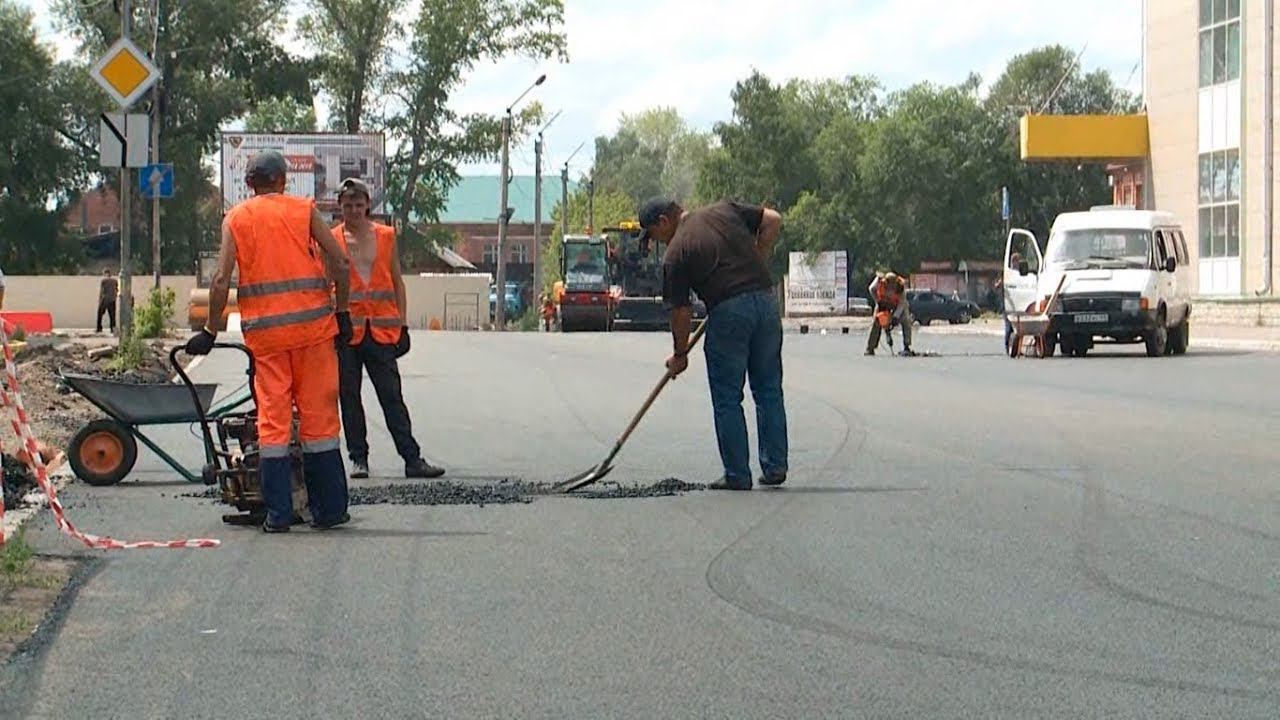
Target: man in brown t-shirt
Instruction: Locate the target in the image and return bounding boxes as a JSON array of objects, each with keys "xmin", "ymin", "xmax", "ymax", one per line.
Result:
[
  {"xmin": 638, "ymin": 196, "xmax": 788, "ymax": 490},
  {"xmin": 97, "ymin": 268, "xmax": 118, "ymax": 334}
]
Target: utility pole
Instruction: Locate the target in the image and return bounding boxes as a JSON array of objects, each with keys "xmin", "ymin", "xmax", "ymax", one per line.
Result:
[
  {"xmin": 493, "ymin": 74, "xmax": 546, "ymax": 330},
  {"xmin": 495, "ymin": 112, "xmax": 511, "ymax": 329},
  {"xmin": 560, "ymin": 164, "xmax": 569, "ymax": 238},
  {"xmin": 118, "ymin": 0, "xmax": 134, "ymax": 341},
  {"xmin": 587, "ymin": 176, "xmax": 595, "ymax": 234},
  {"xmin": 149, "ymin": 0, "xmax": 161, "ymax": 289},
  {"xmin": 532, "ymin": 110, "xmax": 561, "ymax": 300}
]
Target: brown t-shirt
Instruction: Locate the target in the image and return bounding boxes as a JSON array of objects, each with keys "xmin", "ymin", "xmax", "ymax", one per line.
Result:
[
  {"xmin": 99, "ymin": 276, "xmax": 118, "ymax": 302},
  {"xmin": 662, "ymin": 201, "xmax": 773, "ymax": 312}
]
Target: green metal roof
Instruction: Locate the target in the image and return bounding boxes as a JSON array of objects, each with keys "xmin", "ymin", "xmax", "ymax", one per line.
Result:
[{"xmin": 434, "ymin": 175, "xmax": 579, "ymax": 224}]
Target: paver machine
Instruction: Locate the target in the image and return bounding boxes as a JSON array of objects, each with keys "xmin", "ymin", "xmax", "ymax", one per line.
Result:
[{"xmin": 603, "ymin": 220, "xmax": 707, "ymax": 330}]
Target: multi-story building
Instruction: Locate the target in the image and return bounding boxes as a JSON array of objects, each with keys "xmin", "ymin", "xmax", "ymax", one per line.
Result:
[{"xmin": 1145, "ymin": 0, "xmax": 1276, "ymax": 302}]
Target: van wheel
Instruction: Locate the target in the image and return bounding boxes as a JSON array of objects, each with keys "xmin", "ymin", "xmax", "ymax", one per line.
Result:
[
  {"xmin": 1144, "ymin": 313, "xmax": 1168, "ymax": 357},
  {"xmin": 1043, "ymin": 333, "xmax": 1057, "ymax": 358},
  {"xmin": 1169, "ymin": 318, "xmax": 1189, "ymax": 355}
]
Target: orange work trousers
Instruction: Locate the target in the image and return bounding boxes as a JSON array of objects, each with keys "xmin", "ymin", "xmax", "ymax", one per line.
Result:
[{"xmin": 253, "ymin": 338, "xmax": 341, "ymax": 457}]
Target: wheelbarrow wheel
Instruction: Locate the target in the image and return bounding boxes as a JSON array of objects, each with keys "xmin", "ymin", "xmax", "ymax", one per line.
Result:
[{"xmin": 69, "ymin": 418, "xmax": 138, "ymax": 486}]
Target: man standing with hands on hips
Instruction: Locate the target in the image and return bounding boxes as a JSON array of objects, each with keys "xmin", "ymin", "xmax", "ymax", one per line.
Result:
[
  {"xmin": 332, "ymin": 178, "xmax": 444, "ymax": 480},
  {"xmin": 185, "ymin": 150, "xmax": 354, "ymax": 533},
  {"xmin": 637, "ymin": 197, "xmax": 788, "ymax": 491}
]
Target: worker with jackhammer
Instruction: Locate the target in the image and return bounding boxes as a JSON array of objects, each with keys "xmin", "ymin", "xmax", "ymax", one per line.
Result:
[
  {"xmin": 866, "ymin": 271, "xmax": 915, "ymax": 356},
  {"xmin": 185, "ymin": 150, "xmax": 354, "ymax": 533},
  {"xmin": 332, "ymin": 178, "xmax": 444, "ymax": 480}
]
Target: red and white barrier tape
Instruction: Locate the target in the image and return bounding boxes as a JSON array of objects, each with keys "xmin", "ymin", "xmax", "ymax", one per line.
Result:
[{"xmin": 0, "ymin": 321, "xmax": 220, "ymax": 549}]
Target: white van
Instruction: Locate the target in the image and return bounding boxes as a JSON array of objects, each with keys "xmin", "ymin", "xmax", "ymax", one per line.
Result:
[{"xmin": 1003, "ymin": 208, "xmax": 1192, "ymax": 357}]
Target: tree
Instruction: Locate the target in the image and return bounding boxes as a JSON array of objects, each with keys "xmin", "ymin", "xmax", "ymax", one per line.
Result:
[
  {"xmin": 244, "ymin": 96, "xmax": 318, "ymax": 133},
  {"xmin": 54, "ymin": 0, "xmax": 314, "ymax": 273},
  {"xmin": 986, "ymin": 46, "xmax": 1138, "ymax": 242},
  {"xmin": 298, "ymin": 0, "xmax": 405, "ymax": 133},
  {"xmin": 591, "ymin": 108, "xmax": 711, "ymax": 204},
  {"xmin": 0, "ymin": 2, "xmax": 89, "ymax": 273},
  {"xmin": 542, "ymin": 186, "xmax": 632, "ymax": 293},
  {"xmin": 382, "ymin": 0, "xmax": 568, "ymax": 232}
]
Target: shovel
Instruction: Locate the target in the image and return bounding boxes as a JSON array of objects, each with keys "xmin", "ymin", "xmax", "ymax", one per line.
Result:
[{"xmin": 555, "ymin": 319, "xmax": 709, "ymax": 493}]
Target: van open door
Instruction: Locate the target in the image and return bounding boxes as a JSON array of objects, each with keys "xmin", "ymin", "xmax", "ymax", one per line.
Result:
[{"xmin": 1003, "ymin": 228, "xmax": 1043, "ymax": 314}]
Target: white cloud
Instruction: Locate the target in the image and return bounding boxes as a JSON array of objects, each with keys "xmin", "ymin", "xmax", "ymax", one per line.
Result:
[{"xmin": 19, "ymin": 0, "xmax": 1143, "ymax": 177}]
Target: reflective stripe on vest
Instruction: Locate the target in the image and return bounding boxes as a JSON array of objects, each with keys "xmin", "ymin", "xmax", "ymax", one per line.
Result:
[
  {"xmin": 228, "ymin": 194, "xmax": 335, "ymax": 354},
  {"xmin": 335, "ymin": 222, "xmax": 402, "ymax": 345}
]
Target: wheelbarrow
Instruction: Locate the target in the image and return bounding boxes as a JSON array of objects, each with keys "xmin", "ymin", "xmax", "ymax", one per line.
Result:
[
  {"xmin": 1005, "ymin": 275, "xmax": 1067, "ymax": 358},
  {"xmin": 63, "ymin": 344, "xmax": 308, "ymax": 526},
  {"xmin": 62, "ymin": 357, "xmax": 251, "ymax": 486}
]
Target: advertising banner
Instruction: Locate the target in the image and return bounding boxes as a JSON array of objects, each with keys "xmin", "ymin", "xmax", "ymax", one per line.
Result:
[{"xmin": 220, "ymin": 132, "xmax": 387, "ymax": 216}]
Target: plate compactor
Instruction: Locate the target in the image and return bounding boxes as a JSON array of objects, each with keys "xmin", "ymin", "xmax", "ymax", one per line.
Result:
[{"xmin": 172, "ymin": 344, "xmax": 311, "ymax": 526}]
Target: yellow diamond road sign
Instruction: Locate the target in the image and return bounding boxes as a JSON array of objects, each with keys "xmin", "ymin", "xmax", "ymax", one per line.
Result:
[{"xmin": 91, "ymin": 37, "xmax": 160, "ymax": 109}]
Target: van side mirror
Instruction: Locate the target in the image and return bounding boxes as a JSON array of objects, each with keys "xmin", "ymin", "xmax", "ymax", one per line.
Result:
[
  {"xmin": 1018, "ymin": 259, "xmax": 1032, "ymax": 276},
  {"xmin": 1164, "ymin": 257, "xmax": 1177, "ymax": 273}
]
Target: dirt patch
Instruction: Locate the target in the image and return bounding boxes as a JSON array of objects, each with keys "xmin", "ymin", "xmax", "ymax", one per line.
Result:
[{"xmin": 0, "ymin": 556, "xmax": 80, "ymax": 662}]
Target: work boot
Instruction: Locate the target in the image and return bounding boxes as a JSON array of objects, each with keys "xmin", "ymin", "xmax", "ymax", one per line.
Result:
[
  {"xmin": 350, "ymin": 459, "xmax": 369, "ymax": 479},
  {"xmin": 708, "ymin": 476, "xmax": 752, "ymax": 491},
  {"xmin": 262, "ymin": 519, "xmax": 290, "ymax": 534},
  {"xmin": 405, "ymin": 458, "xmax": 445, "ymax": 479},
  {"xmin": 864, "ymin": 348, "xmax": 875, "ymax": 356},
  {"xmin": 310, "ymin": 512, "xmax": 351, "ymax": 531},
  {"xmin": 900, "ymin": 348, "xmax": 917, "ymax": 357},
  {"xmin": 759, "ymin": 471, "xmax": 787, "ymax": 487}
]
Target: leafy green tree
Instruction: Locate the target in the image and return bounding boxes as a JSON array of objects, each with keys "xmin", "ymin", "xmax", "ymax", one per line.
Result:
[
  {"xmin": 383, "ymin": 0, "xmax": 568, "ymax": 232},
  {"xmin": 298, "ymin": 0, "xmax": 405, "ymax": 133},
  {"xmin": 0, "ymin": 2, "xmax": 89, "ymax": 272},
  {"xmin": 986, "ymin": 45, "xmax": 1139, "ymax": 242},
  {"xmin": 244, "ymin": 96, "xmax": 318, "ymax": 133},
  {"xmin": 591, "ymin": 108, "xmax": 710, "ymax": 204},
  {"xmin": 53, "ymin": 0, "xmax": 314, "ymax": 273}
]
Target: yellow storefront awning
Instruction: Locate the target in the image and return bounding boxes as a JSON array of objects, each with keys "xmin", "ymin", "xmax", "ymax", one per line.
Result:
[{"xmin": 1020, "ymin": 114, "xmax": 1149, "ymax": 161}]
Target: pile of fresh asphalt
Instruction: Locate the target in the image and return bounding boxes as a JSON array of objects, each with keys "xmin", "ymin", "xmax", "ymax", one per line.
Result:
[{"xmin": 347, "ymin": 477, "xmax": 706, "ymax": 507}]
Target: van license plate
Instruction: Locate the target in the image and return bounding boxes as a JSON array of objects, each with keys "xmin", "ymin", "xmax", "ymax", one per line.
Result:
[{"xmin": 1075, "ymin": 313, "xmax": 1108, "ymax": 323}]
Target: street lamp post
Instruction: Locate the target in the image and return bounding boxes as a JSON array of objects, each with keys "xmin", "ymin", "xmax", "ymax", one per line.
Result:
[
  {"xmin": 495, "ymin": 73, "xmax": 546, "ymax": 330},
  {"xmin": 561, "ymin": 141, "xmax": 586, "ymax": 238}
]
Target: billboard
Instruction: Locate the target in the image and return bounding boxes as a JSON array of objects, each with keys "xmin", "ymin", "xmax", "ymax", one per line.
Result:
[
  {"xmin": 786, "ymin": 250, "xmax": 848, "ymax": 316},
  {"xmin": 219, "ymin": 132, "xmax": 387, "ymax": 216}
]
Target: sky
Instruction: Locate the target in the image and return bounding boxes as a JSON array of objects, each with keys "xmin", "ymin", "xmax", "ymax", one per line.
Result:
[{"xmin": 23, "ymin": 0, "xmax": 1143, "ymax": 178}]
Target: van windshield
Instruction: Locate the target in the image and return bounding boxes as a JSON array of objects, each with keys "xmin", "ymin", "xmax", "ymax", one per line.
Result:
[{"xmin": 1046, "ymin": 229, "xmax": 1152, "ymax": 270}]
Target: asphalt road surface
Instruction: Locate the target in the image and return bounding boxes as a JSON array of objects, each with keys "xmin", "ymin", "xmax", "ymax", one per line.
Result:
[{"xmin": 3, "ymin": 328, "xmax": 1279, "ymax": 718}]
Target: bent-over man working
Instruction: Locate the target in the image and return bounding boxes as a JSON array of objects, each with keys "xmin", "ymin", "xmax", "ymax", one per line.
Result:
[
  {"xmin": 638, "ymin": 197, "xmax": 788, "ymax": 491},
  {"xmin": 332, "ymin": 178, "xmax": 443, "ymax": 480}
]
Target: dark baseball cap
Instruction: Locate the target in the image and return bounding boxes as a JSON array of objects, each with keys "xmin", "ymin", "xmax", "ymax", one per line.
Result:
[
  {"xmin": 338, "ymin": 177, "xmax": 372, "ymax": 201},
  {"xmin": 636, "ymin": 196, "xmax": 678, "ymax": 241},
  {"xmin": 247, "ymin": 150, "xmax": 288, "ymax": 181}
]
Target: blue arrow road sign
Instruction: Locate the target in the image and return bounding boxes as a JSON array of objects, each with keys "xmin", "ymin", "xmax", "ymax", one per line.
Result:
[
  {"xmin": 1001, "ymin": 186, "xmax": 1010, "ymax": 221},
  {"xmin": 140, "ymin": 162, "xmax": 174, "ymax": 200}
]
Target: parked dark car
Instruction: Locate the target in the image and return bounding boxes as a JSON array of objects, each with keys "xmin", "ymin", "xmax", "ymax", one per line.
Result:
[{"xmin": 906, "ymin": 289, "xmax": 974, "ymax": 325}]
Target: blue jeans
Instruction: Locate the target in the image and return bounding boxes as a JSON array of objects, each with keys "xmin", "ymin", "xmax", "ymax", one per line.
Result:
[{"xmin": 703, "ymin": 289, "xmax": 789, "ymax": 485}]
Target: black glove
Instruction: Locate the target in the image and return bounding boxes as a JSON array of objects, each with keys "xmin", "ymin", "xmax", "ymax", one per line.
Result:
[
  {"xmin": 335, "ymin": 311, "xmax": 353, "ymax": 348},
  {"xmin": 394, "ymin": 326, "xmax": 410, "ymax": 358},
  {"xmin": 185, "ymin": 328, "xmax": 216, "ymax": 356}
]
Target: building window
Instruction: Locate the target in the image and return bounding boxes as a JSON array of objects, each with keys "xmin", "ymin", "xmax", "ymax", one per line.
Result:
[
  {"xmin": 482, "ymin": 243, "xmax": 498, "ymax": 265},
  {"xmin": 1198, "ymin": 149, "xmax": 1240, "ymax": 260},
  {"xmin": 510, "ymin": 242, "xmax": 528, "ymax": 263},
  {"xmin": 97, "ymin": 224, "xmax": 113, "ymax": 234},
  {"xmin": 1199, "ymin": 0, "xmax": 1241, "ymax": 88}
]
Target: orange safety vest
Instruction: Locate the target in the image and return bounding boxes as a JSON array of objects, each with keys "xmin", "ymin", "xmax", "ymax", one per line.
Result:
[
  {"xmin": 227, "ymin": 194, "xmax": 335, "ymax": 356},
  {"xmin": 874, "ymin": 278, "xmax": 904, "ymax": 310},
  {"xmin": 334, "ymin": 221, "xmax": 402, "ymax": 345}
]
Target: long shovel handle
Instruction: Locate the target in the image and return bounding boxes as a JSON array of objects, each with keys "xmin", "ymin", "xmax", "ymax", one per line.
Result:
[{"xmin": 611, "ymin": 319, "xmax": 709, "ymax": 452}]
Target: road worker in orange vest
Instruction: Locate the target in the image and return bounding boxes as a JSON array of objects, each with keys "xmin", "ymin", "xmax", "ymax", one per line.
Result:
[
  {"xmin": 185, "ymin": 150, "xmax": 355, "ymax": 533},
  {"xmin": 332, "ymin": 178, "xmax": 444, "ymax": 480},
  {"xmin": 866, "ymin": 271, "xmax": 915, "ymax": 356}
]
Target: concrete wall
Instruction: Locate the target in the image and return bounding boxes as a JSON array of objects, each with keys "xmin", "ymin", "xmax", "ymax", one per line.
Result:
[
  {"xmin": 2, "ymin": 275, "xmax": 196, "ymax": 329},
  {"xmin": 1240, "ymin": 0, "xmax": 1280, "ymax": 295},
  {"xmin": 1, "ymin": 274, "xmax": 491, "ymax": 332},
  {"xmin": 1193, "ymin": 297, "xmax": 1280, "ymax": 326}
]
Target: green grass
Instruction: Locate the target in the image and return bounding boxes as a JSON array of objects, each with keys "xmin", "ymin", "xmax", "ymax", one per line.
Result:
[
  {"xmin": 0, "ymin": 609, "xmax": 32, "ymax": 635},
  {"xmin": 0, "ymin": 528, "xmax": 34, "ymax": 580}
]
